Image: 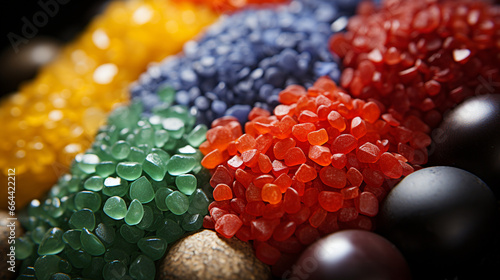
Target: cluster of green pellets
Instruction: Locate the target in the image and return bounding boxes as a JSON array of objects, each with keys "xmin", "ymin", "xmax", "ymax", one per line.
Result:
[{"xmin": 15, "ymin": 95, "xmax": 212, "ymax": 280}]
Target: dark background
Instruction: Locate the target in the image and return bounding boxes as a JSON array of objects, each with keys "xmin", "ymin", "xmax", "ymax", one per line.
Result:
[{"xmin": 0, "ymin": 0, "xmax": 109, "ymax": 98}]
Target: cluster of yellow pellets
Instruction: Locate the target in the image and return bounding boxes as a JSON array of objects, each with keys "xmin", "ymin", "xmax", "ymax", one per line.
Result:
[{"xmin": 0, "ymin": 0, "xmax": 218, "ymax": 209}]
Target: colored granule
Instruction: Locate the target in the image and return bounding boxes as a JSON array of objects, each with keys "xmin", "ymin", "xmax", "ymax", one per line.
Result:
[
  {"xmin": 131, "ymin": 0, "xmax": 362, "ymax": 125},
  {"xmin": 16, "ymin": 101, "xmax": 212, "ymax": 280},
  {"xmin": 329, "ymin": 0, "xmax": 500, "ymax": 128},
  {"xmin": 201, "ymin": 76, "xmax": 430, "ymax": 276},
  {"xmin": 185, "ymin": 0, "xmax": 289, "ymax": 13},
  {"xmin": 0, "ymin": 0, "xmax": 219, "ymax": 211}
]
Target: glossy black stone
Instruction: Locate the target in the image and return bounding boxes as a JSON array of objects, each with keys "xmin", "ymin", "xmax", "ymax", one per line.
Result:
[
  {"xmin": 288, "ymin": 229, "xmax": 412, "ymax": 280},
  {"xmin": 428, "ymin": 94, "xmax": 500, "ymax": 196},
  {"xmin": 377, "ymin": 166, "xmax": 498, "ymax": 279}
]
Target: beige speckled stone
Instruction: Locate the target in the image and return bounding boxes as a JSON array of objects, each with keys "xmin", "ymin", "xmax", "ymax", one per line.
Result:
[
  {"xmin": 0, "ymin": 210, "xmax": 23, "ymax": 280},
  {"xmin": 157, "ymin": 229, "xmax": 272, "ymax": 280}
]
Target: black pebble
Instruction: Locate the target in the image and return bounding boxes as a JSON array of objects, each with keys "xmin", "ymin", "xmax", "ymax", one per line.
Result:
[
  {"xmin": 428, "ymin": 94, "xmax": 500, "ymax": 196},
  {"xmin": 377, "ymin": 166, "xmax": 499, "ymax": 279}
]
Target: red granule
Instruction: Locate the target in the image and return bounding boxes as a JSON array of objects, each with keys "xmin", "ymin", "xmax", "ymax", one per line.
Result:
[
  {"xmin": 201, "ymin": 77, "xmax": 430, "ymax": 274},
  {"xmin": 214, "ymin": 214, "xmax": 243, "ymax": 239},
  {"xmin": 330, "ymin": 0, "xmax": 500, "ymax": 128},
  {"xmin": 213, "ymin": 183, "xmax": 233, "ymax": 201}
]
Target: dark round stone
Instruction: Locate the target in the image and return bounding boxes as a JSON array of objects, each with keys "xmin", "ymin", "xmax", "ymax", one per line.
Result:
[
  {"xmin": 428, "ymin": 94, "xmax": 500, "ymax": 196},
  {"xmin": 377, "ymin": 166, "xmax": 498, "ymax": 279},
  {"xmin": 290, "ymin": 229, "xmax": 411, "ymax": 280}
]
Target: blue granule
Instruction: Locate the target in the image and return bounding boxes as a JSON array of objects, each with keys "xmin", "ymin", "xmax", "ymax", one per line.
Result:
[{"xmin": 131, "ymin": 0, "xmax": 360, "ymax": 125}]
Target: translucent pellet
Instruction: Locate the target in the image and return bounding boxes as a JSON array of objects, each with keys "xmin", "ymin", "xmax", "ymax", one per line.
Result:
[
  {"xmin": 75, "ymin": 191, "xmax": 101, "ymax": 212},
  {"xmin": 80, "ymin": 228, "xmax": 106, "ymax": 256},
  {"xmin": 102, "ymin": 154, "xmax": 120, "ymax": 170},
  {"xmin": 103, "ymin": 177, "xmax": 129, "ymax": 197},
  {"xmin": 129, "ymin": 255, "xmax": 156, "ymax": 280},
  {"xmin": 76, "ymin": 154, "xmax": 100, "ymax": 174},
  {"xmin": 166, "ymin": 191, "xmax": 190, "ymax": 215},
  {"xmin": 125, "ymin": 199, "xmax": 145, "ymax": 226},
  {"xmin": 138, "ymin": 237, "xmax": 168, "ymax": 261},
  {"xmin": 116, "ymin": 162, "xmax": 143, "ymax": 181},
  {"xmin": 156, "ymin": 219, "xmax": 185, "ymax": 244},
  {"xmin": 136, "ymin": 126, "xmax": 155, "ymax": 146},
  {"xmin": 136, "ymin": 206, "xmax": 154, "ymax": 231},
  {"xmin": 111, "ymin": 140, "xmax": 131, "ymax": 160},
  {"xmin": 45, "ymin": 197, "xmax": 64, "ymax": 218},
  {"xmin": 155, "ymin": 188, "xmax": 173, "ymax": 211},
  {"xmin": 69, "ymin": 209, "xmax": 96, "ymax": 231},
  {"xmin": 143, "ymin": 151, "xmax": 169, "ymax": 181},
  {"xmin": 103, "ymin": 196, "xmax": 127, "ymax": 220},
  {"xmin": 104, "ymin": 248, "xmax": 129, "ymax": 264},
  {"xmin": 166, "ymin": 155, "xmax": 197, "ymax": 176},
  {"xmin": 128, "ymin": 146, "xmax": 147, "ymax": 163},
  {"xmin": 154, "ymin": 130, "xmax": 170, "ymax": 148},
  {"xmin": 15, "ymin": 236, "xmax": 34, "ymax": 260},
  {"xmin": 66, "ymin": 249, "xmax": 91, "ymax": 269},
  {"xmin": 162, "ymin": 118, "xmax": 186, "ymax": 140},
  {"xmin": 84, "ymin": 176, "xmax": 104, "ymax": 192},
  {"xmin": 37, "ymin": 228, "xmax": 65, "ymax": 255},
  {"xmin": 175, "ymin": 174, "xmax": 197, "ymax": 195},
  {"xmin": 120, "ymin": 224, "xmax": 145, "ymax": 244},
  {"xmin": 129, "ymin": 177, "xmax": 155, "ymax": 203},
  {"xmin": 181, "ymin": 213, "xmax": 204, "ymax": 231},
  {"xmin": 188, "ymin": 189, "xmax": 210, "ymax": 215},
  {"xmin": 34, "ymin": 255, "xmax": 62, "ymax": 280},
  {"xmin": 186, "ymin": 124, "xmax": 208, "ymax": 147},
  {"xmin": 177, "ymin": 145, "xmax": 199, "ymax": 156},
  {"xmin": 31, "ymin": 226, "xmax": 46, "ymax": 245},
  {"xmin": 95, "ymin": 223, "xmax": 115, "ymax": 245},
  {"xmin": 103, "ymin": 260, "xmax": 127, "ymax": 280},
  {"xmin": 62, "ymin": 230, "xmax": 82, "ymax": 250}
]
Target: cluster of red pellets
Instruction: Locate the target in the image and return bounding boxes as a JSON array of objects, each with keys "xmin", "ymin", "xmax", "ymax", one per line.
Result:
[
  {"xmin": 330, "ymin": 0, "xmax": 500, "ymax": 127},
  {"xmin": 200, "ymin": 76, "xmax": 431, "ymax": 274}
]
